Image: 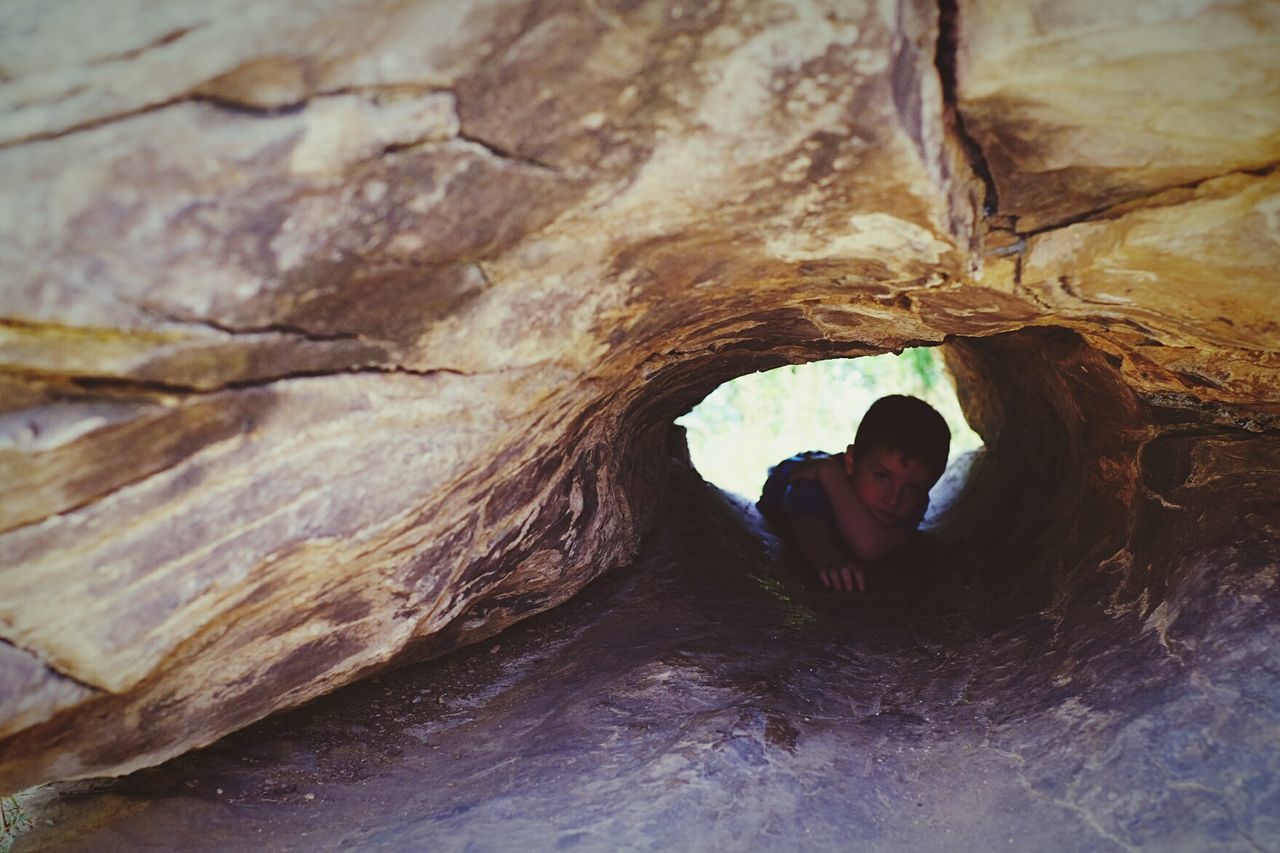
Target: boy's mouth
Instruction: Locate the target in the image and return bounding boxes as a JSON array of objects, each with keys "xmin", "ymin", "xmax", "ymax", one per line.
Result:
[{"xmin": 870, "ymin": 508, "xmax": 898, "ymax": 526}]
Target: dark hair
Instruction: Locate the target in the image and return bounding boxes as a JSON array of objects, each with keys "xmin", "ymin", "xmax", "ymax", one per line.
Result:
[{"xmin": 853, "ymin": 395, "xmax": 950, "ymax": 481}]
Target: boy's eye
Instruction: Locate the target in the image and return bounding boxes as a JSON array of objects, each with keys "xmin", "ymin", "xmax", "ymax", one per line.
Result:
[{"xmin": 874, "ymin": 471, "xmax": 890, "ymax": 482}]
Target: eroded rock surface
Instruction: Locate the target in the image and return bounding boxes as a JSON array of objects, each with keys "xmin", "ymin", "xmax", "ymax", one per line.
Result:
[{"xmin": 1, "ymin": 6, "xmax": 1278, "ymax": 843}]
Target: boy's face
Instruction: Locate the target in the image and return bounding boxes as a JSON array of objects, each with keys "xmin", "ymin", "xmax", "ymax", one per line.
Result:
[{"xmin": 843, "ymin": 444, "xmax": 935, "ymax": 528}]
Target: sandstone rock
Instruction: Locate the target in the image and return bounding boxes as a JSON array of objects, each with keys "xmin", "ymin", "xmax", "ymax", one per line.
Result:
[
  {"xmin": 1, "ymin": 5, "xmax": 1278, "ymax": 833},
  {"xmin": 1019, "ymin": 171, "xmax": 1280, "ymax": 409},
  {"xmin": 955, "ymin": 0, "xmax": 1280, "ymax": 231}
]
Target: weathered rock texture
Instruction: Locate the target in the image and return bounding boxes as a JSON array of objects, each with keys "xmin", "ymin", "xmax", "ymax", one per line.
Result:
[{"xmin": 1, "ymin": 0, "xmax": 1278, "ymax": 828}]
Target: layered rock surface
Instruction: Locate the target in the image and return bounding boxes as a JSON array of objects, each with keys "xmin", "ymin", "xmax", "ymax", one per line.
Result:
[{"xmin": 1, "ymin": 3, "xmax": 1278, "ymax": 834}]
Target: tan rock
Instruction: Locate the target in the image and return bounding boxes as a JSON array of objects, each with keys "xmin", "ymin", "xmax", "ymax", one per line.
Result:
[
  {"xmin": 0, "ymin": 1, "xmax": 501, "ymax": 144},
  {"xmin": 1, "ymin": 0, "xmax": 1278, "ymax": 795},
  {"xmin": 955, "ymin": 0, "xmax": 1280, "ymax": 231},
  {"xmin": 1018, "ymin": 171, "xmax": 1280, "ymax": 407}
]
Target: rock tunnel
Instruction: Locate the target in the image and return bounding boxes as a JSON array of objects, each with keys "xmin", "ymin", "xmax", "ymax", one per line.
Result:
[{"xmin": 2, "ymin": 0, "xmax": 1279, "ymax": 848}]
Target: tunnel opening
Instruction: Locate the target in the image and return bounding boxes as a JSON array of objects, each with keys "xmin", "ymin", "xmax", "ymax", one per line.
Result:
[
  {"xmin": 658, "ymin": 327, "xmax": 1144, "ymax": 632},
  {"xmin": 673, "ymin": 345, "xmax": 983, "ymax": 505}
]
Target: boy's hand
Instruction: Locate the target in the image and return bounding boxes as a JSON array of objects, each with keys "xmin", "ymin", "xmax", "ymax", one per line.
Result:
[{"xmin": 818, "ymin": 560, "xmax": 866, "ymax": 593}]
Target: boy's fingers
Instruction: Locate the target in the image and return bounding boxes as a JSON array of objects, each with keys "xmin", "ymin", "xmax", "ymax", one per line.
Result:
[{"xmin": 819, "ymin": 564, "xmax": 864, "ymax": 593}]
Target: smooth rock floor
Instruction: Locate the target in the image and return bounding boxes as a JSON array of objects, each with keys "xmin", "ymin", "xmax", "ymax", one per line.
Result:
[{"xmin": 16, "ymin": 484, "xmax": 1279, "ymax": 852}]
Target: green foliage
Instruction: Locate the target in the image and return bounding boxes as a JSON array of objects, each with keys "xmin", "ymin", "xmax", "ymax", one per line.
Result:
[
  {"xmin": 1, "ymin": 795, "xmax": 31, "ymax": 853},
  {"xmin": 902, "ymin": 347, "xmax": 936, "ymax": 392},
  {"xmin": 675, "ymin": 347, "xmax": 983, "ymax": 499}
]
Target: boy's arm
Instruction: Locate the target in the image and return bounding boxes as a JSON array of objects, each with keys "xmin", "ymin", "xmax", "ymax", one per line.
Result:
[
  {"xmin": 786, "ymin": 512, "xmax": 866, "ymax": 593},
  {"xmin": 813, "ymin": 458, "xmax": 910, "ymax": 562}
]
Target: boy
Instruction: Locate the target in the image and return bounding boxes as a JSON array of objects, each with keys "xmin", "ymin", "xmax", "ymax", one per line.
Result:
[{"xmin": 757, "ymin": 395, "xmax": 950, "ymax": 593}]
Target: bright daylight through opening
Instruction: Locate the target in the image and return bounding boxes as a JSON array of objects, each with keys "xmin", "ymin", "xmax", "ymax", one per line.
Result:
[{"xmin": 676, "ymin": 347, "xmax": 983, "ymax": 502}]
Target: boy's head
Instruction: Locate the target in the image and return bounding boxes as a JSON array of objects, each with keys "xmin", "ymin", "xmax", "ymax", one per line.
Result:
[
  {"xmin": 841, "ymin": 395, "xmax": 951, "ymax": 528},
  {"xmin": 849, "ymin": 394, "xmax": 950, "ymax": 482}
]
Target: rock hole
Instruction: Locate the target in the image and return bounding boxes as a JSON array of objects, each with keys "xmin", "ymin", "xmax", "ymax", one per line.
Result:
[
  {"xmin": 658, "ymin": 328, "xmax": 1154, "ymax": 632},
  {"xmin": 674, "ymin": 345, "xmax": 982, "ymax": 504}
]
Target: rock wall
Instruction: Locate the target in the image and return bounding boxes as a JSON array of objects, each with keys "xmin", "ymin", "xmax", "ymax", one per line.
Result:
[{"xmin": 1, "ymin": 0, "xmax": 1277, "ymax": 792}]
